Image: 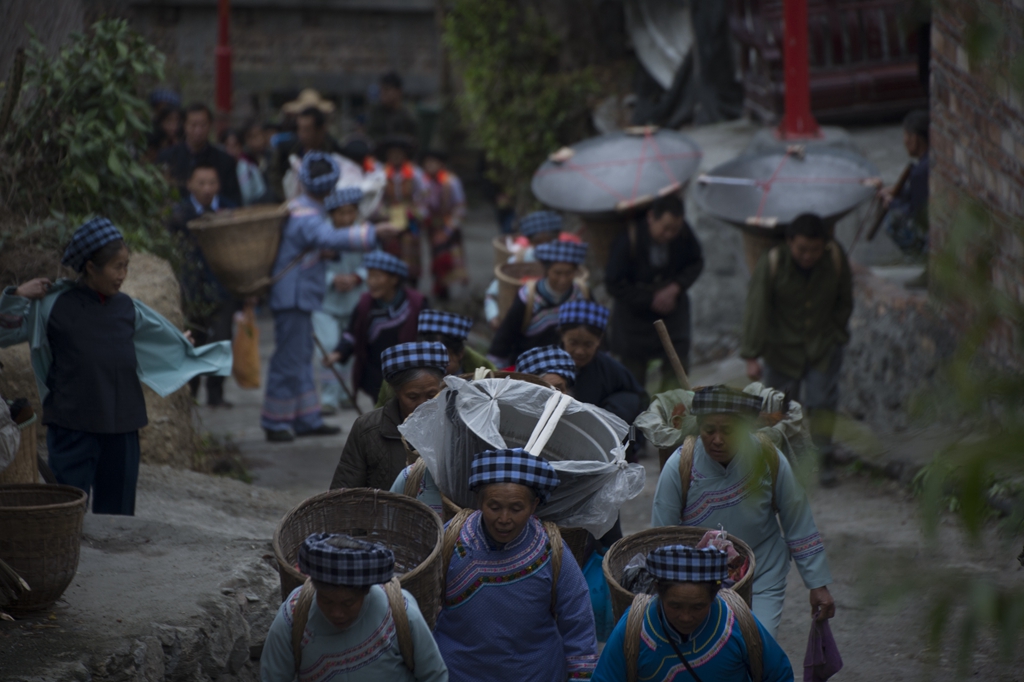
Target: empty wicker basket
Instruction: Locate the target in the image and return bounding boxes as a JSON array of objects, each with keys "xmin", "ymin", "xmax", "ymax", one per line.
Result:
[
  {"xmin": 273, "ymin": 488, "xmax": 445, "ymax": 629},
  {"xmin": 603, "ymin": 526, "xmax": 757, "ymax": 623},
  {"xmin": 188, "ymin": 204, "xmax": 289, "ymax": 297},
  {"xmin": 0, "ymin": 484, "xmax": 88, "ymax": 613}
]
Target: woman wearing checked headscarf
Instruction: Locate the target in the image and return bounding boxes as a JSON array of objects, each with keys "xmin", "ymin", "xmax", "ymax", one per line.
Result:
[
  {"xmin": 592, "ymin": 545, "xmax": 794, "ymax": 682},
  {"xmin": 651, "ymin": 385, "xmax": 836, "ymax": 638},
  {"xmin": 432, "ymin": 448, "xmax": 598, "ymax": 682},
  {"xmin": 0, "ymin": 218, "xmax": 232, "ymax": 515},
  {"xmin": 259, "ymin": 533, "xmax": 448, "ymax": 682},
  {"xmin": 262, "ymin": 152, "xmax": 399, "ymax": 442},
  {"xmin": 515, "ymin": 345, "xmax": 576, "ymax": 394}
]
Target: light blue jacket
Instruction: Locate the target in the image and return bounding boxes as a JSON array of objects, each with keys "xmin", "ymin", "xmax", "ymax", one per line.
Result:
[{"xmin": 268, "ymin": 194, "xmax": 378, "ymax": 313}]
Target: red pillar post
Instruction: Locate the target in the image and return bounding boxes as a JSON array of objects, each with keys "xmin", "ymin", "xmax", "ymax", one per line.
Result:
[
  {"xmin": 214, "ymin": 0, "xmax": 232, "ymax": 125},
  {"xmin": 777, "ymin": 0, "xmax": 821, "ymax": 139}
]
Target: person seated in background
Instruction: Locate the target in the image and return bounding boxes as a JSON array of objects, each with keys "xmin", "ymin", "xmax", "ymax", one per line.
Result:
[
  {"xmin": 488, "ymin": 240, "xmax": 590, "ymax": 367},
  {"xmin": 877, "ymin": 109, "xmax": 930, "ymax": 288},
  {"xmin": 167, "ymin": 163, "xmax": 237, "ymax": 408},
  {"xmin": 421, "ymin": 149, "xmax": 468, "ymax": 300},
  {"xmin": 330, "ymin": 342, "xmax": 448, "ymax": 491},
  {"xmin": 605, "ymin": 193, "xmax": 703, "ymax": 393},
  {"xmin": 314, "ymin": 186, "xmax": 369, "ymax": 415},
  {"xmin": 156, "ymin": 102, "xmax": 242, "ymax": 205},
  {"xmin": 259, "ymin": 533, "xmax": 448, "ymax": 682},
  {"xmin": 220, "ymin": 126, "xmax": 267, "ymax": 205},
  {"xmin": 483, "ymin": 210, "xmax": 563, "ymax": 329},
  {"xmin": 323, "ymin": 251, "xmax": 426, "ymax": 404},
  {"xmin": 513, "ymin": 345, "xmax": 576, "ymax": 395},
  {"xmin": 376, "ymin": 310, "xmax": 495, "ymax": 407}
]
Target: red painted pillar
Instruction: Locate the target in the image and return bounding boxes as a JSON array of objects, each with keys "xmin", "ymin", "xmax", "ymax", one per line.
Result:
[
  {"xmin": 777, "ymin": 0, "xmax": 821, "ymax": 139},
  {"xmin": 214, "ymin": 0, "xmax": 232, "ymax": 120}
]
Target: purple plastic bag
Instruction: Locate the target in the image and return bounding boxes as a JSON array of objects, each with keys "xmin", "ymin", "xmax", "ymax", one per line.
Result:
[{"xmin": 803, "ymin": 619, "xmax": 843, "ymax": 681}]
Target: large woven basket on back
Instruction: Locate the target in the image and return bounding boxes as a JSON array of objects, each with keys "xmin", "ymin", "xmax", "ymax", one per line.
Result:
[
  {"xmin": 0, "ymin": 410, "xmax": 38, "ymax": 485},
  {"xmin": 492, "ymin": 235, "xmax": 513, "ymax": 269},
  {"xmin": 494, "ymin": 263, "xmax": 590, "ymax": 322},
  {"xmin": 0, "ymin": 484, "xmax": 87, "ymax": 613},
  {"xmin": 188, "ymin": 204, "xmax": 289, "ymax": 297},
  {"xmin": 603, "ymin": 526, "xmax": 757, "ymax": 623},
  {"xmin": 273, "ymin": 488, "xmax": 445, "ymax": 629}
]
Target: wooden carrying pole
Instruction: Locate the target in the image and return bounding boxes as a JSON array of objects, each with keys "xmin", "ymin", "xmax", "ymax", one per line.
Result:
[
  {"xmin": 653, "ymin": 320, "xmax": 691, "ymax": 390},
  {"xmin": 865, "ymin": 162, "xmax": 914, "ymax": 242},
  {"xmin": 312, "ymin": 334, "xmax": 362, "ymax": 416}
]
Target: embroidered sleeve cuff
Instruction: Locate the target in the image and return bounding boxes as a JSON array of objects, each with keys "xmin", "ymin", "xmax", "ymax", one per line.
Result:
[{"xmin": 567, "ymin": 654, "xmax": 598, "ymax": 679}]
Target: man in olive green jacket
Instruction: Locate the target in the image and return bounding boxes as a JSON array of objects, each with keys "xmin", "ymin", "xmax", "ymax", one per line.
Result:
[{"xmin": 740, "ymin": 213, "xmax": 853, "ymax": 486}]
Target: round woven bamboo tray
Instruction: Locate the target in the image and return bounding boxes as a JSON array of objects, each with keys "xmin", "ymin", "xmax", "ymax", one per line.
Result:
[
  {"xmin": 273, "ymin": 488, "xmax": 445, "ymax": 629},
  {"xmin": 603, "ymin": 526, "xmax": 757, "ymax": 622},
  {"xmin": 0, "ymin": 413, "xmax": 38, "ymax": 485},
  {"xmin": 492, "ymin": 235, "xmax": 513, "ymax": 269},
  {"xmin": 494, "ymin": 263, "xmax": 590, "ymax": 322},
  {"xmin": 188, "ymin": 204, "xmax": 289, "ymax": 297},
  {"xmin": 0, "ymin": 484, "xmax": 87, "ymax": 613}
]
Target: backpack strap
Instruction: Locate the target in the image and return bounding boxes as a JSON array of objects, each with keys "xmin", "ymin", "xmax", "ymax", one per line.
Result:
[
  {"xmin": 403, "ymin": 459, "xmax": 427, "ymax": 499},
  {"xmin": 676, "ymin": 436, "xmax": 697, "ymax": 523},
  {"xmin": 520, "ymin": 280, "xmax": 538, "ymax": 333},
  {"xmin": 624, "ymin": 593, "xmax": 654, "ymax": 682},
  {"xmin": 576, "ymin": 280, "xmax": 590, "ymax": 300},
  {"xmin": 291, "ymin": 579, "xmax": 316, "ymax": 674},
  {"xmin": 720, "ymin": 588, "xmax": 764, "ymax": 682},
  {"xmin": 768, "ymin": 245, "xmax": 781, "ymax": 280},
  {"xmin": 383, "ymin": 576, "xmax": 416, "ymax": 673},
  {"xmin": 753, "ymin": 431, "xmax": 781, "ymax": 514},
  {"xmin": 441, "ymin": 508, "xmax": 475, "ymax": 598},
  {"xmin": 542, "ymin": 521, "xmax": 564, "ymax": 617}
]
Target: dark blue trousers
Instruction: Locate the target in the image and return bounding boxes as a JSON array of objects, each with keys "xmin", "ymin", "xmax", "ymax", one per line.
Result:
[{"xmin": 47, "ymin": 425, "xmax": 140, "ymax": 515}]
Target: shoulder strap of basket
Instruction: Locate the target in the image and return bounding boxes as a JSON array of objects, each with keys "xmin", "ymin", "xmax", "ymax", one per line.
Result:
[
  {"xmin": 754, "ymin": 431, "xmax": 781, "ymax": 514},
  {"xmin": 291, "ymin": 578, "xmax": 316, "ymax": 673},
  {"xmin": 521, "ymin": 280, "xmax": 539, "ymax": 333},
  {"xmin": 720, "ymin": 588, "xmax": 763, "ymax": 682},
  {"xmin": 441, "ymin": 508, "xmax": 475, "ymax": 597},
  {"xmin": 676, "ymin": 436, "xmax": 697, "ymax": 523},
  {"xmin": 768, "ymin": 245, "xmax": 781, "ymax": 280},
  {"xmin": 577, "ymin": 280, "xmax": 590, "ymax": 300},
  {"xmin": 627, "ymin": 221, "xmax": 638, "ymax": 260},
  {"xmin": 403, "ymin": 459, "xmax": 427, "ymax": 499},
  {"xmin": 542, "ymin": 521, "xmax": 564, "ymax": 617},
  {"xmin": 624, "ymin": 593, "xmax": 654, "ymax": 682},
  {"xmin": 827, "ymin": 240, "xmax": 843, "ymax": 274},
  {"xmin": 383, "ymin": 576, "xmax": 416, "ymax": 673}
]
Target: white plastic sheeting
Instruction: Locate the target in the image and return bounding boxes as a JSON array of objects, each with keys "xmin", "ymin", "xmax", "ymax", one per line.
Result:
[{"xmin": 399, "ymin": 376, "xmax": 646, "ymax": 538}]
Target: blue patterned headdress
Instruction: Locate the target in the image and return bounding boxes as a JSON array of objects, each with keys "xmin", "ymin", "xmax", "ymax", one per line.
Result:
[
  {"xmin": 469, "ymin": 448, "xmax": 560, "ymax": 503},
  {"xmin": 515, "ymin": 346, "xmax": 576, "ymax": 385},
  {"xmin": 418, "ymin": 310, "xmax": 472, "ymax": 339},
  {"xmin": 646, "ymin": 545, "xmax": 730, "ymax": 584},
  {"xmin": 61, "ymin": 217, "xmax": 124, "ymax": 272},
  {"xmin": 534, "ymin": 241, "xmax": 588, "ymax": 266},
  {"xmin": 324, "ymin": 186, "xmax": 364, "ymax": 211},
  {"xmin": 299, "ymin": 151, "xmax": 341, "ymax": 196},
  {"xmin": 558, "ymin": 300, "xmax": 609, "ymax": 331},
  {"xmin": 518, "ymin": 211, "xmax": 563, "ymax": 237},
  {"xmin": 149, "ymin": 88, "xmax": 181, "ymax": 108},
  {"xmin": 299, "ymin": 533, "xmax": 395, "ymax": 587},
  {"xmin": 362, "ymin": 251, "xmax": 409, "ymax": 279},
  {"xmin": 691, "ymin": 385, "xmax": 763, "ymax": 417},
  {"xmin": 381, "ymin": 342, "xmax": 450, "ymax": 382}
]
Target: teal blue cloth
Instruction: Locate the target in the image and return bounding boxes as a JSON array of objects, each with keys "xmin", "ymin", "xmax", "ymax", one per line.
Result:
[
  {"xmin": 0, "ymin": 280, "xmax": 232, "ymax": 402},
  {"xmin": 583, "ymin": 548, "xmax": 615, "ymax": 643}
]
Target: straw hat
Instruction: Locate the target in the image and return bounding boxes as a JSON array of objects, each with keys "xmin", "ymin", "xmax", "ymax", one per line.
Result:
[{"xmin": 282, "ymin": 88, "xmax": 335, "ymax": 115}]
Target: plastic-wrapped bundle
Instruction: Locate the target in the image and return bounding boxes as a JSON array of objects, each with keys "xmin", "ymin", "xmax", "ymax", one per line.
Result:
[{"xmin": 399, "ymin": 376, "xmax": 645, "ymax": 538}]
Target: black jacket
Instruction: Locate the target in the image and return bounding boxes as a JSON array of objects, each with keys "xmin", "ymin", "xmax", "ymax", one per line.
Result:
[
  {"xmin": 157, "ymin": 142, "xmax": 242, "ymax": 206},
  {"xmin": 574, "ymin": 352, "xmax": 647, "ymax": 425}
]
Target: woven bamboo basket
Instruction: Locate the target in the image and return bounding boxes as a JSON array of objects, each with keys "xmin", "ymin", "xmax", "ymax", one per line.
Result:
[
  {"xmin": 492, "ymin": 235, "xmax": 513, "ymax": 269},
  {"xmin": 0, "ymin": 413, "xmax": 38, "ymax": 485},
  {"xmin": 603, "ymin": 526, "xmax": 757, "ymax": 623},
  {"xmin": 0, "ymin": 484, "xmax": 87, "ymax": 613},
  {"xmin": 187, "ymin": 204, "xmax": 289, "ymax": 297},
  {"xmin": 494, "ymin": 263, "xmax": 590, "ymax": 322},
  {"xmin": 273, "ymin": 488, "xmax": 445, "ymax": 629}
]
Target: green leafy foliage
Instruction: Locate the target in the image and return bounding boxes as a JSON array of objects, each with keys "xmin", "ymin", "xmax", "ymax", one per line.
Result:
[
  {"xmin": 443, "ymin": 1, "xmax": 599, "ymax": 204},
  {"xmin": 0, "ymin": 19, "xmax": 174, "ymax": 256}
]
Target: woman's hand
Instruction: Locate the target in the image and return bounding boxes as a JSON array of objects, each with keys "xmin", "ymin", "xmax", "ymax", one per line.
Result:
[
  {"xmin": 810, "ymin": 586, "xmax": 835, "ymax": 621},
  {"xmin": 183, "ymin": 330, "xmax": 196, "ymax": 346},
  {"xmin": 14, "ymin": 278, "xmax": 52, "ymax": 300},
  {"xmin": 745, "ymin": 358, "xmax": 763, "ymax": 381},
  {"xmin": 322, "ymin": 351, "xmax": 342, "ymax": 368}
]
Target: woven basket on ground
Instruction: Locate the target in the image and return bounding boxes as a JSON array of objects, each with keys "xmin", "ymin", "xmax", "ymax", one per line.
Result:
[
  {"xmin": 0, "ymin": 412, "xmax": 38, "ymax": 485},
  {"xmin": 273, "ymin": 488, "xmax": 445, "ymax": 629},
  {"xmin": 188, "ymin": 204, "xmax": 289, "ymax": 297},
  {"xmin": 494, "ymin": 263, "xmax": 590, "ymax": 321},
  {"xmin": 0, "ymin": 484, "xmax": 87, "ymax": 613},
  {"xmin": 603, "ymin": 526, "xmax": 757, "ymax": 623}
]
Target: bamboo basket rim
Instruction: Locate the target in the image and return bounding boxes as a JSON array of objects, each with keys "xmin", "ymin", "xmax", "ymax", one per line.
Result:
[
  {"xmin": 187, "ymin": 203, "xmax": 288, "ymax": 231},
  {"xmin": 493, "ymin": 262, "xmax": 590, "ymax": 285},
  {"xmin": 0, "ymin": 484, "xmax": 88, "ymax": 513}
]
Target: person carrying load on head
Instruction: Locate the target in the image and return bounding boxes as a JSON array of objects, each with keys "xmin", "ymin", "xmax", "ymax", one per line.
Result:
[
  {"xmin": 331, "ymin": 342, "xmax": 448, "ymax": 492},
  {"xmin": 483, "ymin": 210, "xmax": 563, "ymax": 329},
  {"xmin": 0, "ymin": 218, "xmax": 232, "ymax": 515},
  {"xmin": 650, "ymin": 385, "xmax": 835, "ymax": 638},
  {"xmin": 322, "ymin": 251, "xmax": 426, "ymax": 404},
  {"xmin": 313, "ymin": 186, "xmax": 369, "ymax": 415},
  {"xmin": 432, "ymin": 448, "xmax": 598, "ymax": 682},
  {"xmin": 262, "ymin": 152, "xmax": 397, "ymax": 443},
  {"xmin": 515, "ymin": 345, "xmax": 577, "ymax": 395},
  {"xmin": 376, "ymin": 310, "xmax": 495, "ymax": 408},
  {"xmin": 592, "ymin": 545, "xmax": 795, "ymax": 682},
  {"xmin": 488, "ymin": 240, "xmax": 590, "ymax": 367},
  {"xmin": 259, "ymin": 532, "xmax": 448, "ymax": 682}
]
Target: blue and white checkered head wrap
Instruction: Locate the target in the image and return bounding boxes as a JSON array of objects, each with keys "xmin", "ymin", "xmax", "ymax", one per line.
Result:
[
  {"xmin": 299, "ymin": 533, "xmax": 395, "ymax": 587},
  {"xmin": 691, "ymin": 385, "xmax": 764, "ymax": 417},
  {"xmin": 61, "ymin": 217, "xmax": 124, "ymax": 272},
  {"xmin": 299, "ymin": 151, "xmax": 341, "ymax": 196},
  {"xmin": 519, "ymin": 211, "xmax": 563, "ymax": 237},
  {"xmin": 418, "ymin": 310, "xmax": 472, "ymax": 339},
  {"xmin": 381, "ymin": 342, "xmax": 450, "ymax": 382},
  {"xmin": 324, "ymin": 186, "xmax": 364, "ymax": 211},
  {"xmin": 468, "ymin": 448, "xmax": 561, "ymax": 503},
  {"xmin": 535, "ymin": 240, "xmax": 588, "ymax": 266},
  {"xmin": 149, "ymin": 88, "xmax": 181, "ymax": 108},
  {"xmin": 362, "ymin": 251, "xmax": 409, "ymax": 279},
  {"xmin": 516, "ymin": 345, "xmax": 576, "ymax": 384},
  {"xmin": 558, "ymin": 300, "xmax": 609, "ymax": 331},
  {"xmin": 646, "ymin": 545, "xmax": 730, "ymax": 584}
]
